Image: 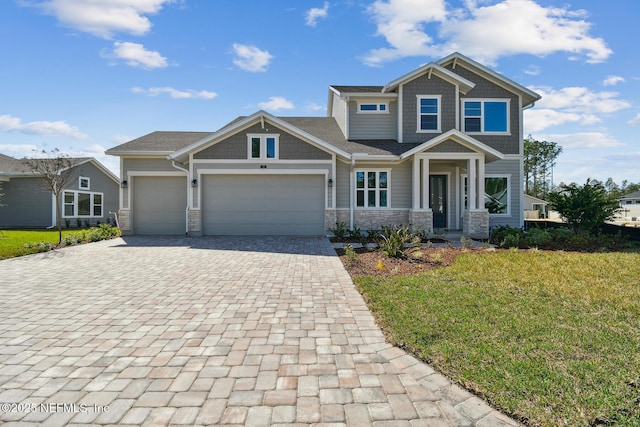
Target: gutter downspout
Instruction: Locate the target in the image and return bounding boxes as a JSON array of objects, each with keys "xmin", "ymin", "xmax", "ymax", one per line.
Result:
[{"xmin": 171, "ymin": 161, "xmax": 190, "ymax": 235}]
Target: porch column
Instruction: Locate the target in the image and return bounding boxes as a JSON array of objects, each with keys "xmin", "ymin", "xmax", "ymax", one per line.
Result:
[
  {"xmin": 477, "ymin": 157, "xmax": 485, "ymax": 209},
  {"xmin": 468, "ymin": 157, "xmax": 477, "ymax": 210},
  {"xmin": 412, "ymin": 157, "xmax": 420, "ymax": 209},
  {"xmin": 421, "ymin": 157, "xmax": 429, "ymax": 210}
]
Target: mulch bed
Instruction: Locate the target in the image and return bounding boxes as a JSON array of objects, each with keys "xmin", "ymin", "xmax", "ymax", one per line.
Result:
[{"xmin": 335, "ymin": 246, "xmax": 488, "ymax": 278}]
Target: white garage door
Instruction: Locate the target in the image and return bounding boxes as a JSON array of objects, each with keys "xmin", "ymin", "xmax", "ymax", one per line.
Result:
[
  {"xmin": 202, "ymin": 174, "xmax": 325, "ymax": 235},
  {"xmin": 133, "ymin": 176, "xmax": 186, "ymax": 234}
]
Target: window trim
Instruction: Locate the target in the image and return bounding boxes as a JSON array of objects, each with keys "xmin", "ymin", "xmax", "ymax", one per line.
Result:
[
  {"xmin": 62, "ymin": 190, "xmax": 104, "ymax": 218},
  {"xmin": 79, "ymin": 176, "xmax": 90, "ymax": 190},
  {"xmin": 461, "ymin": 174, "xmax": 511, "ymax": 216},
  {"xmin": 357, "ymin": 102, "xmax": 389, "ymax": 114},
  {"xmin": 247, "ymin": 134, "xmax": 279, "ymax": 160},
  {"xmin": 462, "ymin": 98, "xmax": 511, "ymax": 135},
  {"xmin": 355, "ymin": 169, "xmax": 391, "ymax": 209},
  {"xmin": 416, "ymin": 95, "xmax": 441, "ymax": 133}
]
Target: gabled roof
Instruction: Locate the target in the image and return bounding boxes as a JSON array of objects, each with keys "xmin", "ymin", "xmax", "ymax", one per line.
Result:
[
  {"xmin": 382, "ymin": 62, "xmax": 476, "ymax": 94},
  {"xmin": 168, "ymin": 111, "xmax": 352, "ymax": 162},
  {"xmin": 0, "ymin": 154, "xmax": 119, "ymax": 183},
  {"xmin": 437, "ymin": 52, "xmax": 541, "ymax": 108},
  {"xmin": 621, "ymin": 191, "xmax": 640, "ymax": 200},
  {"xmin": 399, "ymin": 129, "xmax": 504, "ymax": 162}
]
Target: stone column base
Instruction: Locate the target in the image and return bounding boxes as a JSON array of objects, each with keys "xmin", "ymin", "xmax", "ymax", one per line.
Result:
[
  {"xmin": 118, "ymin": 209, "xmax": 131, "ymax": 235},
  {"xmin": 463, "ymin": 209, "xmax": 489, "ymax": 239},
  {"xmin": 189, "ymin": 210, "xmax": 202, "ymax": 236},
  {"xmin": 409, "ymin": 209, "xmax": 433, "ymax": 235}
]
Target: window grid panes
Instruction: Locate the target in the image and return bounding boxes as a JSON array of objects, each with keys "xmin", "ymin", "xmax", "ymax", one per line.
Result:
[
  {"xmin": 248, "ymin": 135, "xmax": 278, "ymax": 159},
  {"xmin": 356, "ymin": 171, "xmax": 388, "ymax": 208},
  {"xmin": 418, "ymin": 97, "xmax": 439, "ymax": 131},
  {"xmin": 62, "ymin": 191, "xmax": 104, "ymax": 218},
  {"xmin": 463, "ymin": 100, "xmax": 508, "ymax": 133}
]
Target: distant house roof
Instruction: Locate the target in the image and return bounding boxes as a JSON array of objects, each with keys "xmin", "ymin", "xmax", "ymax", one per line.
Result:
[
  {"xmin": 329, "ymin": 85, "xmax": 384, "ymax": 94},
  {"xmin": 0, "ymin": 153, "xmax": 118, "ymax": 183},
  {"xmin": 621, "ymin": 191, "xmax": 640, "ymax": 200}
]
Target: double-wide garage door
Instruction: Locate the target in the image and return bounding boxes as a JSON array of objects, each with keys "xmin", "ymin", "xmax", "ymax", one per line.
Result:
[
  {"xmin": 133, "ymin": 176, "xmax": 186, "ymax": 234},
  {"xmin": 202, "ymin": 174, "xmax": 325, "ymax": 236}
]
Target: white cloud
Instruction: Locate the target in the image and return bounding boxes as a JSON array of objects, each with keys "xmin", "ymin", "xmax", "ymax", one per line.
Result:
[
  {"xmin": 363, "ymin": 0, "xmax": 612, "ymax": 67},
  {"xmin": 537, "ymin": 132, "xmax": 624, "ymax": 149},
  {"xmin": 105, "ymin": 41, "xmax": 168, "ymax": 69},
  {"xmin": 257, "ymin": 97, "xmax": 295, "ymax": 111},
  {"xmin": 525, "ymin": 86, "xmax": 631, "ymax": 132},
  {"xmin": 33, "ymin": 0, "xmax": 175, "ymax": 38},
  {"xmin": 628, "ymin": 113, "xmax": 640, "ymax": 126},
  {"xmin": 523, "ymin": 65, "xmax": 541, "ymax": 76},
  {"xmin": 0, "ymin": 115, "xmax": 88, "ymax": 139},
  {"xmin": 131, "ymin": 86, "xmax": 217, "ymax": 99},
  {"xmin": 305, "ymin": 102, "xmax": 325, "ymax": 113},
  {"xmin": 232, "ymin": 43, "xmax": 274, "ymax": 72},
  {"xmin": 603, "ymin": 75, "xmax": 625, "ymax": 86},
  {"xmin": 305, "ymin": 2, "xmax": 329, "ymax": 27}
]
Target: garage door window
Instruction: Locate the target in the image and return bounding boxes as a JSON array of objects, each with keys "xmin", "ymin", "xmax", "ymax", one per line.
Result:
[
  {"xmin": 356, "ymin": 170, "xmax": 389, "ymax": 208},
  {"xmin": 248, "ymin": 134, "xmax": 279, "ymax": 159}
]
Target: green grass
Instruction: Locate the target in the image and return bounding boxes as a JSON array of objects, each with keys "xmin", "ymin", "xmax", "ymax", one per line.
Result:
[
  {"xmin": 0, "ymin": 229, "xmax": 82, "ymax": 259},
  {"xmin": 356, "ymin": 250, "xmax": 640, "ymax": 426}
]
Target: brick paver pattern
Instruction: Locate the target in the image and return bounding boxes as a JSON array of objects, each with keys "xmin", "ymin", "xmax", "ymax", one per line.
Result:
[{"xmin": 0, "ymin": 236, "xmax": 519, "ymax": 426}]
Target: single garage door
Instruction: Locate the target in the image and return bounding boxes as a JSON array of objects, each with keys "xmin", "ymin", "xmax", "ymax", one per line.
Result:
[
  {"xmin": 133, "ymin": 176, "xmax": 186, "ymax": 234},
  {"xmin": 202, "ymin": 174, "xmax": 325, "ymax": 235}
]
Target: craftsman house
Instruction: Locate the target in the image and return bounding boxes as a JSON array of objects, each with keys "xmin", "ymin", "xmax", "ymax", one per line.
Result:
[{"xmin": 106, "ymin": 52, "xmax": 540, "ymax": 237}]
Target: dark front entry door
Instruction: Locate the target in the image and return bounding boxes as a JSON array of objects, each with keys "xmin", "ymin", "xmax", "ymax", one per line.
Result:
[{"xmin": 430, "ymin": 175, "xmax": 447, "ymax": 229}]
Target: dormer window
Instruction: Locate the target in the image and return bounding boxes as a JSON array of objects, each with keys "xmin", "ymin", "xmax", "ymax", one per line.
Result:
[
  {"xmin": 248, "ymin": 134, "xmax": 278, "ymax": 159},
  {"xmin": 79, "ymin": 176, "xmax": 90, "ymax": 190},
  {"xmin": 358, "ymin": 103, "xmax": 388, "ymax": 114}
]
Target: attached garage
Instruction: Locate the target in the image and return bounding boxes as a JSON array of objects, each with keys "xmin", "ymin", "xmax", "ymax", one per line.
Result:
[
  {"xmin": 201, "ymin": 174, "xmax": 325, "ymax": 235},
  {"xmin": 133, "ymin": 176, "xmax": 187, "ymax": 234}
]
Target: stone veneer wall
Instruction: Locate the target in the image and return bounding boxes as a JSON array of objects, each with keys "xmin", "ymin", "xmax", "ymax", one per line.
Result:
[
  {"xmin": 463, "ymin": 210, "xmax": 489, "ymax": 238},
  {"xmin": 118, "ymin": 210, "xmax": 131, "ymax": 234},
  {"xmin": 335, "ymin": 209, "xmax": 410, "ymax": 231},
  {"xmin": 324, "ymin": 210, "xmax": 337, "ymax": 233},
  {"xmin": 189, "ymin": 210, "xmax": 201, "ymax": 235},
  {"xmin": 408, "ymin": 210, "xmax": 433, "ymax": 234}
]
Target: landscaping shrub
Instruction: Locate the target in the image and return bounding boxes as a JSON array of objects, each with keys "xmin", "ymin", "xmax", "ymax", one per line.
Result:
[{"xmin": 377, "ymin": 224, "xmax": 421, "ymax": 258}]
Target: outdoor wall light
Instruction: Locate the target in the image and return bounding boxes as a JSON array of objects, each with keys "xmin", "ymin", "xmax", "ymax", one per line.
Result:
[
  {"xmin": 191, "ymin": 178, "xmax": 198, "ymax": 187},
  {"xmin": 328, "ymin": 178, "xmax": 333, "ymax": 187},
  {"xmin": 121, "ymin": 180, "xmax": 128, "ymax": 188}
]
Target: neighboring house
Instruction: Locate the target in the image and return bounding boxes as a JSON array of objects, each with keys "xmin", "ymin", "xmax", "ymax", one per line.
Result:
[
  {"xmin": 618, "ymin": 191, "xmax": 640, "ymax": 220},
  {"xmin": 0, "ymin": 153, "xmax": 119, "ymax": 229},
  {"xmin": 106, "ymin": 52, "xmax": 540, "ymax": 237},
  {"xmin": 524, "ymin": 194, "xmax": 548, "ymax": 219}
]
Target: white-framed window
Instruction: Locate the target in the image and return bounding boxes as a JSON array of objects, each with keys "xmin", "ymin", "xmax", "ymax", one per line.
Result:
[
  {"xmin": 461, "ymin": 174, "xmax": 510, "ymax": 215},
  {"xmin": 358, "ymin": 102, "xmax": 388, "ymax": 114},
  {"xmin": 247, "ymin": 134, "xmax": 279, "ymax": 159},
  {"xmin": 355, "ymin": 170, "xmax": 390, "ymax": 208},
  {"xmin": 417, "ymin": 95, "xmax": 441, "ymax": 132},
  {"xmin": 462, "ymin": 99, "xmax": 510, "ymax": 134},
  {"xmin": 62, "ymin": 190, "xmax": 103, "ymax": 218},
  {"xmin": 79, "ymin": 176, "xmax": 90, "ymax": 190}
]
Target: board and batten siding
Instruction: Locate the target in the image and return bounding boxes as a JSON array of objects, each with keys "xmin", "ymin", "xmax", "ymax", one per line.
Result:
[{"xmin": 348, "ymin": 100, "xmax": 397, "ymax": 140}]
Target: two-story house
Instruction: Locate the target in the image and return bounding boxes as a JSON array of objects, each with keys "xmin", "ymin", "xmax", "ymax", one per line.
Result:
[{"xmin": 106, "ymin": 52, "xmax": 540, "ymax": 237}]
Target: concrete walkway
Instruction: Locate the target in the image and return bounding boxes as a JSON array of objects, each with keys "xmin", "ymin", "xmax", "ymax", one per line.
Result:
[{"xmin": 0, "ymin": 236, "xmax": 518, "ymax": 426}]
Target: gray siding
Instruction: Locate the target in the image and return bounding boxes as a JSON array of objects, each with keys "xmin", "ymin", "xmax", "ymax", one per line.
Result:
[
  {"xmin": 348, "ymin": 101, "xmax": 397, "ymax": 139},
  {"xmin": 444, "ymin": 64, "xmax": 520, "ymax": 155},
  {"xmin": 123, "ymin": 158, "xmax": 179, "ymax": 173},
  {"xmin": 71, "ymin": 162, "xmax": 119, "ymax": 224},
  {"xmin": 341, "ymin": 161, "xmax": 412, "ymax": 210},
  {"xmin": 0, "ymin": 177, "xmax": 51, "ymax": 228},
  {"xmin": 402, "ymin": 75, "xmax": 457, "ymax": 143},
  {"xmin": 485, "ymin": 158, "xmax": 522, "ymax": 228},
  {"xmin": 425, "ymin": 140, "xmax": 474, "ymax": 153},
  {"xmin": 194, "ymin": 123, "xmax": 331, "ymax": 160}
]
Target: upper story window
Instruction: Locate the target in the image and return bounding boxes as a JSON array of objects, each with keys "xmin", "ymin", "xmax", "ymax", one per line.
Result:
[
  {"xmin": 79, "ymin": 176, "xmax": 90, "ymax": 190},
  {"xmin": 247, "ymin": 134, "xmax": 278, "ymax": 159},
  {"xmin": 358, "ymin": 103, "xmax": 388, "ymax": 114},
  {"xmin": 417, "ymin": 95, "xmax": 441, "ymax": 133},
  {"xmin": 463, "ymin": 99, "xmax": 510, "ymax": 134},
  {"xmin": 356, "ymin": 170, "xmax": 389, "ymax": 208}
]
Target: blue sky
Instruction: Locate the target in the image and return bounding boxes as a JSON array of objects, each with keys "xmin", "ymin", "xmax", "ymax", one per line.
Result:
[{"xmin": 1, "ymin": 0, "xmax": 638, "ymax": 187}]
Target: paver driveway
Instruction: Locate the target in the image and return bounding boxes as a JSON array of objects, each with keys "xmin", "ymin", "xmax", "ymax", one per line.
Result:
[{"xmin": 0, "ymin": 236, "xmax": 518, "ymax": 426}]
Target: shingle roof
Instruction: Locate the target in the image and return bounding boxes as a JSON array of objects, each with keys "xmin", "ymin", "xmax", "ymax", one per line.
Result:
[
  {"xmin": 0, "ymin": 154, "xmax": 91, "ymax": 176},
  {"xmin": 330, "ymin": 85, "xmax": 384, "ymax": 93},
  {"xmin": 106, "ymin": 131, "xmax": 212, "ymax": 153},
  {"xmin": 621, "ymin": 191, "xmax": 640, "ymax": 200}
]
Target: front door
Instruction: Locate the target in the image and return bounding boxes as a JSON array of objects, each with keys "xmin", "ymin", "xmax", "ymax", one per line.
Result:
[{"xmin": 430, "ymin": 175, "xmax": 447, "ymax": 229}]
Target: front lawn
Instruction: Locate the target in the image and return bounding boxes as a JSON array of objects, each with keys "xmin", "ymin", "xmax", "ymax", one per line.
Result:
[
  {"xmin": 354, "ymin": 250, "xmax": 640, "ymax": 426},
  {"xmin": 0, "ymin": 227, "xmax": 119, "ymax": 259}
]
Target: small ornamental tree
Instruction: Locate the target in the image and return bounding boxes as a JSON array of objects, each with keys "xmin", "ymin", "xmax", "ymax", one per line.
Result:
[
  {"xmin": 547, "ymin": 178, "xmax": 621, "ymax": 235},
  {"xmin": 24, "ymin": 149, "xmax": 76, "ymax": 244}
]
